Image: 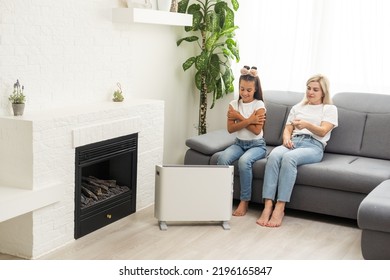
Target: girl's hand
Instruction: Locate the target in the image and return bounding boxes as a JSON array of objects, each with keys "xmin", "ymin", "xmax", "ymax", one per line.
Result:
[
  {"xmin": 248, "ymin": 111, "xmax": 263, "ymax": 124},
  {"xmin": 227, "ymin": 107, "xmax": 239, "ymax": 120}
]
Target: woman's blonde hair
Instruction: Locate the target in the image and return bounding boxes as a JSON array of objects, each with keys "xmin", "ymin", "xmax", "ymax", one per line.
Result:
[{"xmin": 303, "ymin": 74, "xmax": 332, "ymax": 105}]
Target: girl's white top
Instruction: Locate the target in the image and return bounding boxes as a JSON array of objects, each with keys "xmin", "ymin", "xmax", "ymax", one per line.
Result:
[{"xmin": 230, "ymin": 99, "xmax": 266, "ymax": 140}]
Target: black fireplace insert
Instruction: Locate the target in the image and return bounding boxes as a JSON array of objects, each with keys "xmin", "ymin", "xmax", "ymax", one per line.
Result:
[{"xmin": 74, "ymin": 133, "xmax": 138, "ymax": 239}]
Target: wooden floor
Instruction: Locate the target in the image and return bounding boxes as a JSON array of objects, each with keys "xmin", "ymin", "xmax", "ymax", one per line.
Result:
[{"xmin": 1, "ymin": 203, "xmax": 363, "ymax": 260}]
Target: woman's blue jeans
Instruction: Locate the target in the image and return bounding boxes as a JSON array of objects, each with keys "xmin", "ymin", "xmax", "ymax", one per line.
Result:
[
  {"xmin": 217, "ymin": 138, "xmax": 267, "ymax": 201},
  {"xmin": 262, "ymin": 135, "xmax": 324, "ymax": 202}
]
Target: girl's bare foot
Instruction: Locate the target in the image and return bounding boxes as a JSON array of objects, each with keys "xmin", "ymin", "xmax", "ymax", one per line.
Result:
[
  {"xmin": 256, "ymin": 208, "xmax": 272, "ymax": 226},
  {"xmin": 233, "ymin": 201, "xmax": 249, "ymax": 216}
]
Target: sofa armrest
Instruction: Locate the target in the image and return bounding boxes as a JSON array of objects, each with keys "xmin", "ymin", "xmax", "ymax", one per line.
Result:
[{"xmin": 185, "ymin": 129, "xmax": 236, "ymax": 155}]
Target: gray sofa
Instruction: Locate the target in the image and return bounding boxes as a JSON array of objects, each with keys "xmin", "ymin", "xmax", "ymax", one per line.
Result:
[
  {"xmin": 184, "ymin": 90, "xmax": 390, "ymax": 259},
  {"xmin": 358, "ymin": 179, "xmax": 390, "ymax": 259}
]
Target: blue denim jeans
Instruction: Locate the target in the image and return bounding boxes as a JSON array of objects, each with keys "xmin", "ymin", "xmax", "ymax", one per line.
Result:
[
  {"xmin": 217, "ymin": 137, "xmax": 267, "ymax": 201},
  {"xmin": 262, "ymin": 134, "xmax": 324, "ymax": 202}
]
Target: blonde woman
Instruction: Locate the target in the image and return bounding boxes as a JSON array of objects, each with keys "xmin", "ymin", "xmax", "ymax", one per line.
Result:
[{"xmin": 257, "ymin": 74, "xmax": 338, "ymax": 227}]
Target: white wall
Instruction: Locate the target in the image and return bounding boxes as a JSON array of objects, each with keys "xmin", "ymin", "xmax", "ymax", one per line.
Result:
[{"xmin": 0, "ymin": 0, "xmax": 228, "ymax": 165}]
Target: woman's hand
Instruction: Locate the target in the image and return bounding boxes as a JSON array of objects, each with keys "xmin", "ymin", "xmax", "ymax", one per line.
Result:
[
  {"xmin": 292, "ymin": 119, "xmax": 335, "ymax": 137},
  {"xmin": 283, "ymin": 138, "xmax": 294, "ymax": 149},
  {"xmin": 282, "ymin": 124, "xmax": 295, "ymax": 149},
  {"xmin": 291, "ymin": 119, "xmax": 308, "ymax": 130}
]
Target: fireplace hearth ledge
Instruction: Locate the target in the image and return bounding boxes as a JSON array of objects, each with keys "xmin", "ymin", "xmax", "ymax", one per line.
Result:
[{"xmin": 0, "ymin": 183, "xmax": 63, "ymax": 223}]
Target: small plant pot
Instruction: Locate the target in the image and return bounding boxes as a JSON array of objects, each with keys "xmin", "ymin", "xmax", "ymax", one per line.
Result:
[
  {"xmin": 12, "ymin": 103, "xmax": 25, "ymax": 116},
  {"xmin": 157, "ymin": 0, "xmax": 172, "ymax": 11}
]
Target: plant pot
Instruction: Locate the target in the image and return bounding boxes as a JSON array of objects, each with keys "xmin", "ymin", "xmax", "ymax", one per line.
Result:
[
  {"xmin": 126, "ymin": 0, "xmax": 152, "ymax": 9},
  {"xmin": 157, "ymin": 0, "xmax": 171, "ymax": 11},
  {"xmin": 12, "ymin": 103, "xmax": 25, "ymax": 116}
]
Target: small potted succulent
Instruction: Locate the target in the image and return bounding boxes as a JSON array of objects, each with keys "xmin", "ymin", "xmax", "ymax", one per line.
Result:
[
  {"xmin": 8, "ymin": 79, "xmax": 26, "ymax": 116},
  {"xmin": 112, "ymin": 82, "xmax": 124, "ymax": 102}
]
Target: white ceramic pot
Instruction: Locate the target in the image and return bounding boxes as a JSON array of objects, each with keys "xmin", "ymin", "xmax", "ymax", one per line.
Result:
[
  {"xmin": 127, "ymin": 0, "xmax": 152, "ymax": 9},
  {"xmin": 157, "ymin": 0, "xmax": 171, "ymax": 11}
]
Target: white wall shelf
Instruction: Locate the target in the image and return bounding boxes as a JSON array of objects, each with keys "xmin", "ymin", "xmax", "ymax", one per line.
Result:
[{"xmin": 112, "ymin": 8, "xmax": 192, "ymax": 26}]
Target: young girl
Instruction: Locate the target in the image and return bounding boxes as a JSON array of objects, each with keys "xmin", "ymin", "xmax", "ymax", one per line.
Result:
[{"xmin": 217, "ymin": 66, "xmax": 267, "ymax": 216}]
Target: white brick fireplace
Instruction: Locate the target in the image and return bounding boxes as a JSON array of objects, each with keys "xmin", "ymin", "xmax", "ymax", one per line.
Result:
[{"xmin": 0, "ymin": 99, "xmax": 164, "ymax": 259}]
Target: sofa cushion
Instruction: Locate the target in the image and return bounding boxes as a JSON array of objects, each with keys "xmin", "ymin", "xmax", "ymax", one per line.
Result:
[
  {"xmin": 185, "ymin": 129, "xmax": 235, "ymax": 155},
  {"xmin": 326, "ymin": 92, "xmax": 390, "ymax": 160},
  {"xmin": 325, "ymin": 107, "xmax": 366, "ymax": 154},
  {"xmin": 296, "ymin": 154, "xmax": 390, "ymax": 194},
  {"xmin": 263, "ymin": 90, "xmax": 304, "ymax": 146},
  {"xmin": 333, "ymin": 92, "xmax": 390, "ymax": 113},
  {"xmin": 263, "ymin": 101, "xmax": 289, "ymax": 146},
  {"xmin": 361, "ymin": 113, "xmax": 390, "ymax": 160},
  {"xmin": 358, "ymin": 179, "xmax": 390, "ymax": 233}
]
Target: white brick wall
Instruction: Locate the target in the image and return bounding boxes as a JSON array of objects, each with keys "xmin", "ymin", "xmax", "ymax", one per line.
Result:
[
  {"xmin": 0, "ymin": 99, "xmax": 164, "ymax": 259},
  {"xmin": 0, "ymin": 0, "xmax": 165, "ymax": 114}
]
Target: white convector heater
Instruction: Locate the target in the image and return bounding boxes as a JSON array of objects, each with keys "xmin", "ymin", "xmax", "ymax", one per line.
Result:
[{"xmin": 154, "ymin": 165, "xmax": 234, "ymax": 230}]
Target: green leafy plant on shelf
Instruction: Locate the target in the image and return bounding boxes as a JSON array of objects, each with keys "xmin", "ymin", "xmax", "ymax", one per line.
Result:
[
  {"xmin": 8, "ymin": 79, "xmax": 26, "ymax": 104},
  {"xmin": 177, "ymin": 0, "xmax": 240, "ymax": 135}
]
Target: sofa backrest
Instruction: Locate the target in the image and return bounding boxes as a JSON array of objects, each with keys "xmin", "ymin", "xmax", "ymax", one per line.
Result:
[
  {"xmin": 325, "ymin": 92, "xmax": 390, "ymax": 160},
  {"xmin": 263, "ymin": 90, "xmax": 304, "ymax": 146}
]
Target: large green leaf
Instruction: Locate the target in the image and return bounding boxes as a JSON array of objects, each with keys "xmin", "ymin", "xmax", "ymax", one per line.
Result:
[
  {"xmin": 184, "ymin": 4, "xmax": 202, "ymax": 32},
  {"xmin": 214, "ymin": 2, "xmax": 227, "ymax": 29},
  {"xmin": 214, "ymin": 2, "xmax": 228, "ymax": 14},
  {"xmin": 223, "ymin": 7, "xmax": 235, "ymax": 29},
  {"xmin": 223, "ymin": 68, "xmax": 234, "ymax": 93},
  {"xmin": 209, "ymin": 54, "xmax": 221, "ymax": 79},
  {"xmin": 182, "ymin": 57, "xmax": 196, "ymax": 71},
  {"xmin": 205, "ymin": 11, "xmax": 219, "ymax": 32},
  {"xmin": 226, "ymin": 38, "xmax": 240, "ymax": 61},
  {"xmin": 221, "ymin": 26, "xmax": 238, "ymax": 36},
  {"xmin": 205, "ymin": 33, "xmax": 218, "ymax": 52},
  {"xmin": 216, "ymin": 77, "xmax": 224, "ymax": 99},
  {"xmin": 195, "ymin": 70, "xmax": 202, "ymax": 90},
  {"xmin": 178, "ymin": 0, "xmax": 189, "ymax": 13},
  {"xmin": 195, "ymin": 51, "xmax": 209, "ymax": 71},
  {"xmin": 186, "ymin": 9, "xmax": 203, "ymax": 32},
  {"xmin": 231, "ymin": 0, "xmax": 239, "ymax": 11},
  {"xmin": 177, "ymin": 36, "xmax": 199, "ymax": 46}
]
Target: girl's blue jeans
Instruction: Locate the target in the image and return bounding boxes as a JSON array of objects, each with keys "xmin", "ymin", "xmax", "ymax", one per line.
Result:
[
  {"xmin": 262, "ymin": 134, "xmax": 324, "ymax": 202},
  {"xmin": 217, "ymin": 137, "xmax": 267, "ymax": 201}
]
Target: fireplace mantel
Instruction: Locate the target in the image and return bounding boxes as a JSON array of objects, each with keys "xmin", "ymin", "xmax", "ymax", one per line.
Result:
[{"xmin": 0, "ymin": 99, "xmax": 164, "ymax": 259}]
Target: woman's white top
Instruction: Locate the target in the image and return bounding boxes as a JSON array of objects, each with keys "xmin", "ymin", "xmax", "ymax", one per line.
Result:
[
  {"xmin": 286, "ymin": 103, "xmax": 338, "ymax": 146},
  {"xmin": 230, "ymin": 99, "xmax": 266, "ymax": 140}
]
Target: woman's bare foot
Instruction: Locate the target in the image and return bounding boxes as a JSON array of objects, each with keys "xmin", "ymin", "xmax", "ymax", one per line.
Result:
[
  {"xmin": 233, "ymin": 201, "xmax": 249, "ymax": 216},
  {"xmin": 266, "ymin": 210, "xmax": 284, "ymax": 227},
  {"xmin": 256, "ymin": 208, "xmax": 272, "ymax": 226},
  {"xmin": 256, "ymin": 199, "xmax": 274, "ymax": 226},
  {"xmin": 266, "ymin": 201, "xmax": 285, "ymax": 227}
]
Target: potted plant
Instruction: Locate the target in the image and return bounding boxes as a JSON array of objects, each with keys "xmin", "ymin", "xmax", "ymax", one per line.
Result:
[
  {"xmin": 177, "ymin": 0, "xmax": 240, "ymax": 135},
  {"xmin": 112, "ymin": 82, "xmax": 124, "ymax": 102},
  {"xmin": 8, "ymin": 79, "xmax": 26, "ymax": 116}
]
